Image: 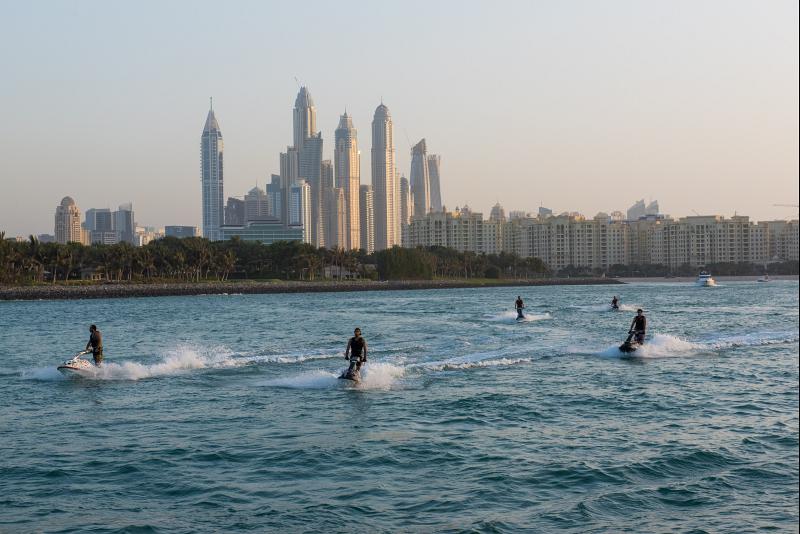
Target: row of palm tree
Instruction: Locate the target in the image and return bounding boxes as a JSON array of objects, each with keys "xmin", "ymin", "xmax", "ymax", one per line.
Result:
[{"xmin": 1, "ymin": 232, "xmax": 551, "ymax": 284}]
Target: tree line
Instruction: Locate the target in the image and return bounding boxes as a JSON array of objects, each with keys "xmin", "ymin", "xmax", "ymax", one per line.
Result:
[{"xmin": 0, "ymin": 234, "xmax": 551, "ymax": 284}]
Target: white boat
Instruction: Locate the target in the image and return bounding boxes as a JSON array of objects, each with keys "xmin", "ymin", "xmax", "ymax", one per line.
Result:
[
  {"xmin": 696, "ymin": 272, "xmax": 717, "ymax": 287},
  {"xmin": 757, "ymin": 274, "xmax": 770, "ymax": 283}
]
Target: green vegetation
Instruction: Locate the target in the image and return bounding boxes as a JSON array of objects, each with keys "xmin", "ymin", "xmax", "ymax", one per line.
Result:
[{"xmin": 0, "ymin": 233, "xmax": 550, "ymax": 284}]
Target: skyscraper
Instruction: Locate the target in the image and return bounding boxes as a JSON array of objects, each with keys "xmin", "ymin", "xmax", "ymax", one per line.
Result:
[
  {"xmin": 85, "ymin": 208, "xmax": 116, "ymax": 244},
  {"xmin": 427, "ymin": 154, "xmax": 442, "ymax": 213},
  {"xmin": 244, "ymin": 187, "xmax": 269, "ymax": 221},
  {"xmin": 54, "ymin": 196, "xmax": 82, "ymax": 244},
  {"xmin": 293, "ymin": 87, "xmax": 324, "ymax": 247},
  {"xmin": 225, "ymin": 197, "xmax": 245, "ymax": 225},
  {"xmin": 201, "ymin": 101, "xmax": 224, "ymax": 241},
  {"xmin": 335, "ymin": 112, "xmax": 361, "ymax": 249},
  {"xmin": 410, "ymin": 139, "xmax": 431, "ymax": 218},
  {"xmin": 114, "ymin": 203, "xmax": 136, "ymax": 245},
  {"xmin": 399, "ymin": 175, "xmax": 412, "ymax": 246},
  {"xmin": 371, "ymin": 103, "xmax": 398, "ymax": 250},
  {"xmin": 359, "ymin": 184, "xmax": 375, "ymax": 254},
  {"xmin": 326, "ymin": 187, "xmax": 347, "ymax": 249},
  {"xmin": 266, "ymin": 174, "xmax": 282, "ymax": 219},
  {"xmin": 290, "ymin": 180, "xmax": 311, "ymax": 244}
]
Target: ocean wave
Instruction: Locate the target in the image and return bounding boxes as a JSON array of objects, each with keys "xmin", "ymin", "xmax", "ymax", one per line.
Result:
[{"xmin": 422, "ymin": 357, "xmax": 531, "ymax": 372}]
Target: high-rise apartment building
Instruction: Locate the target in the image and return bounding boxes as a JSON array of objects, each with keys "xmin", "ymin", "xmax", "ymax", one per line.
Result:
[
  {"xmin": 326, "ymin": 187, "xmax": 347, "ymax": 249},
  {"xmin": 54, "ymin": 196, "xmax": 82, "ymax": 244},
  {"xmin": 371, "ymin": 103, "xmax": 399, "ymax": 250},
  {"xmin": 399, "ymin": 175, "xmax": 411, "ymax": 245},
  {"xmin": 410, "ymin": 139, "xmax": 431, "ymax": 218},
  {"xmin": 244, "ymin": 187, "xmax": 269, "ymax": 221},
  {"xmin": 266, "ymin": 175, "xmax": 282, "ymax": 219},
  {"xmin": 85, "ymin": 208, "xmax": 117, "ymax": 244},
  {"xmin": 293, "ymin": 87, "xmax": 324, "ymax": 247},
  {"xmin": 165, "ymin": 226, "xmax": 199, "ymax": 238},
  {"xmin": 334, "ymin": 112, "xmax": 361, "ymax": 249},
  {"xmin": 225, "ymin": 197, "xmax": 245, "ymax": 226},
  {"xmin": 201, "ymin": 103, "xmax": 224, "ymax": 240},
  {"xmin": 114, "ymin": 203, "xmax": 136, "ymax": 245},
  {"xmin": 290, "ymin": 180, "xmax": 311, "ymax": 244},
  {"xmin": 427, "ymin": 154, "xmax": 443, "ymax": 213},
  {"xmin": 359, "ymin": 185, "xmax": 375, "ymax": 254}
]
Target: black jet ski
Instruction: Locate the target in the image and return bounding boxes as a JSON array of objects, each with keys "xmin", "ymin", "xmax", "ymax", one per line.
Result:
[
  {"xmin": 338, "ymin": 368, "xmax": 361, "ymax": 382},
  {"xmin": 619, "ymin": 332, "xmax": 641, "ymax": 354},
  {"xmin": 516, "ymin": 308, "xmax": 525, "ymax": 320}
]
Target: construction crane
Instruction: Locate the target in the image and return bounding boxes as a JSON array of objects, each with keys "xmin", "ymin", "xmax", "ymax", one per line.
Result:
[{"xmin": 774, "ymin": 204, "xmax": 799, "ymax": 208}]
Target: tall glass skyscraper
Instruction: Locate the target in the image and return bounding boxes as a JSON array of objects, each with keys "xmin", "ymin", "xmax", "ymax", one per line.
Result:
[
  {"xmin": 335, "ymin": 112, "xmax": 361, "ymax": 250},
  {"xmin": 371, "ymin": 103, "xmax": 398, "ymax": 250},
  {"xmin": 201, "ymin": 102, "xmax": 224, "ymax": 241},
  {"xmin": 427, "ymin": 154, "xmax": 443, "ymax": 213},
  {"xmin": 410, "ymin": 139, "xmax": 431, "ymax": 218}
]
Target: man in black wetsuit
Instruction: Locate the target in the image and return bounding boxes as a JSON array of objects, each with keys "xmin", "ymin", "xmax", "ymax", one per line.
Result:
[
  {"xmin": 85, "ymin": 324, "xmax": 103, "ymax": 366},
  {"xmin": 629, "ymin": 309, "xmax": 647, "ymax": 344},
  {"xmin": 344, "ymin": 328, "xmax": 367, "ymax": 376},
  {"xmin": 515, "ymin": 296, "xmax": 525, "ymax": 318},
  {"xmin": 611, "ymin": 296, "xmax": 619, "ymax": 309}
]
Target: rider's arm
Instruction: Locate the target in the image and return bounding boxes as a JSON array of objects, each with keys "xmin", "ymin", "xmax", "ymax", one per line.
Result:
[
  {"xmin": 362, "ymin": 341, "xmax": 368, "ymax": 361},
  {"xmin": 345, "ymin": 339, "xmax": 351, "ymax": 358}
]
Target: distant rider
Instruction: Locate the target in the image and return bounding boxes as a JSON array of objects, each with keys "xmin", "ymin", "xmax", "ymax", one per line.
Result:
[
  {"xmin": 85, "ymin": 324, "xmax": 103, "ymax": 366},
  {"xmin": 344, "ymin": 328, "xmax": 368, "ymax": 375},
  {"xmin": 611, "ymin": 296, "xmax": 619, "ymax": 310},
  {"xmin": 629, "ymin": 309, "xmax": 647, "ymax": 344},
  {"xmin": 515, "ymin": 296, "xmax": 525, "ymax": 318}
]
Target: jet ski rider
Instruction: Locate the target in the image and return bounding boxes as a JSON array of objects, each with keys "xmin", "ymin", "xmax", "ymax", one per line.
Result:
[
  {"xmin": 515, "ymin": 296, "xmax": 525, "ymax": 318},
  {"xmin": 611, "ymin": 296, "xmax": 619, "ymax": 309},
  {"xmin": 629, "ymin": 309, "xmax": 647, "ymax": 344},
  {"xmin": 344, "ymin": 328, "xmax": 367, "ymax": 375},
  {"xmin": 85, "ymin": 324, "xmax": 103, "ymax": 366}
]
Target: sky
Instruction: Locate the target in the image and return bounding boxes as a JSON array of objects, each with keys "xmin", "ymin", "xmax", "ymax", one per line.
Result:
[{"xmin": 0, "ymin": 0, "xmax": 797, "ymax": 236}]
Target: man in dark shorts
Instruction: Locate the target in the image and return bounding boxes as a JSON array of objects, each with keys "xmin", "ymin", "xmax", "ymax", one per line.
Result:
[
  {"xmin": 344, "ymin": 328, "xmax": 367, "ymax": 376},
  {"xmin": 628, "ymin": 309, "xmax": 647, "ymax": 344},
  {"xmin": 611, "ymin": 296, "xmax": 619, "ymax": 310},
  {"xmin": 85, "ymin": 324, "xmax": 103, "ymax": 366}
]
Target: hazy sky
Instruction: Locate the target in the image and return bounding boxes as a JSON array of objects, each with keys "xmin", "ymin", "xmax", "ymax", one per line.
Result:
[{"xmin": 1, "ymin": 0, "xmax": 797, "ymax": 235}]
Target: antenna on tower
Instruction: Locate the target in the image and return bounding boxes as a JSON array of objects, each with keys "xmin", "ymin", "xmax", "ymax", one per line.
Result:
[
  {"xmin": 294, "ymin": 76, "xmax": 301, "ymax": 88},
  {"xmin": 209, "ymin": 96, "xmax": 213, "ymax": 111}
]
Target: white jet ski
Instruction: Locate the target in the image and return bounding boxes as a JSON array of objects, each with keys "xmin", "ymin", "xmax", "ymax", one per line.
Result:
[{"xmin": 57, "ymin": 351, "xmax": 98, "ymax": 378}]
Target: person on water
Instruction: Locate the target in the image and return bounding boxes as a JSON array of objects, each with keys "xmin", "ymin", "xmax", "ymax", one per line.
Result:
[
  {"xmin": 629, "ymin": 309, "xmax": 647, "ymax": 344},
  {"xmin": 611, "ymin": 296, "xmax": 619, "ymax": 310},
  {"xmin": 344, "ymin": 328, "xmax": 367, "ymax": 375},
  {"xmin": 85, "ymin": 324, "xmax": 103, "ymax": 366},
  {"xmin": 515, "ymin": 296, "xmax": 525, "ymax": 318}
]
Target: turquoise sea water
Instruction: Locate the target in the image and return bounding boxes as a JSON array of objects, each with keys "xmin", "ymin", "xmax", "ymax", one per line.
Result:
[{"xmin": 0, "ymin": 281, "xmax": 798, "ymax": 533}]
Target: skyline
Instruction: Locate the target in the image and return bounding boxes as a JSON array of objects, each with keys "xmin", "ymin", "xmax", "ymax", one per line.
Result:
[{"xmin": 1, "ymin": 0, "xmax": 798, "ymax": 236}]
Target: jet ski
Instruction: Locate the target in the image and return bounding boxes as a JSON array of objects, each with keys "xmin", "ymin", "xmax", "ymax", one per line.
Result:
[
  {"xmin": 619, "ymin": 332, "xmax": 641, "ymax": 354},
  {"xmin": 516, "ymin": 308, "xmax": 525, "ymax": 320},
  {"xmin": 57, "ymin": 351, "xmax": 98, "ymax": 378},
  {"xmin": 338, "ymin": 368, "xmax": 361, "ymax": 383}
]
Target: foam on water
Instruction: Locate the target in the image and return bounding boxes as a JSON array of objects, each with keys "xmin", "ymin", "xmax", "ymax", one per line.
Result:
[
  {"xmin": 574, "ymin": 303, "xmax": 639, "ymax": 312},
  {"xmin": 490, "ymin": 310, "xmax": 552, "ymax": 322},
  {"xmin": 261, "ymin": 362, "xmax": 405, "ymax": 390},
  {"xmin": 597, "ymin": 333, "xmax": 703, "ymax": 358},
  {"xmin": 22, "ymin": 344, "xmax": 235, "ymax": 381},
  {"xmin": 422, "ymin": 357, "xmax": 531, "ymax": 372}
]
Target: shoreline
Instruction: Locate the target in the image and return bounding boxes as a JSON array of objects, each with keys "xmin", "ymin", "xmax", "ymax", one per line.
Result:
[{"xmin": 0, "ymin": 278, "xmax": 621, "ymax": 301}]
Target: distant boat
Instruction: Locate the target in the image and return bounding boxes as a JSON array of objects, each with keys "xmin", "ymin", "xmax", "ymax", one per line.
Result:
[
  {"xmin": 757, "ymin": 274, "xmax": 771, "ymax": 283},
  {"xmin": 696, "ymin": 272, "xmax": 717, "ymax": 287}
]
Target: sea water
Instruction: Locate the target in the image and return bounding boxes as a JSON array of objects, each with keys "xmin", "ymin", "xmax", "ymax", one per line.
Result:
[{"xmin": 0, "ymin": 281, "xmax": 797, "ymax": 532}]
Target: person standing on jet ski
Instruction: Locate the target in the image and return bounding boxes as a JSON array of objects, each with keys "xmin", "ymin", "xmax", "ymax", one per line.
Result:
[
  {"xmin": 515, "ymin": 296, "xmax": 525, "ymax": 318},
  {"xmin": 344, "ymin": 328, "xmax": 367, "ymax": 375},
  {"xmin": 85, "ymin": 324, "xmax": 103, "ymax": 366},
  {"xmin": 628, "ymin": 309, "xmax": 647, "ymax": 344},
  {"xmin": 611, "ymin": 296, "xmax": 619, "ymax": 310}
]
